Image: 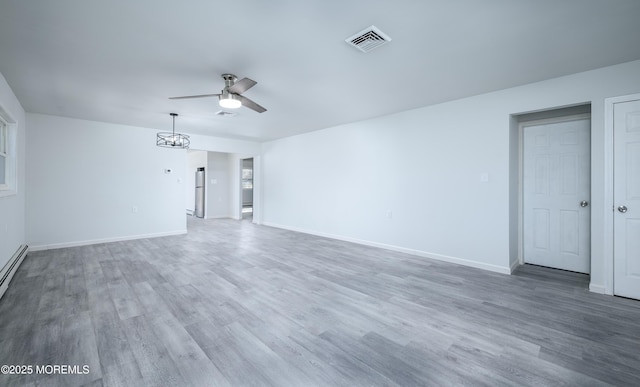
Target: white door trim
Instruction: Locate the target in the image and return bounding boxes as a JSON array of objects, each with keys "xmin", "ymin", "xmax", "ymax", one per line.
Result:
[
  {"xmin": 603, "ymin": 93, "xmax": 640, "ymax": 295},
  {"xmin": 518, "ymin": 113, "xmax": 592, "ymax": 267},
  {"xmin": 237, "ymin": 157, "xmax": 245, "ymax": 220},
  {"xmin": 252, "ymin": 155, "xmax": 262, "ymax": 225}
]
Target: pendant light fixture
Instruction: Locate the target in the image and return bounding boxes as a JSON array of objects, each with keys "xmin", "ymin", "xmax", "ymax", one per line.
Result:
[{"xmin": 156, "ymin": 113, "xmax": 190, "ymax": 149}]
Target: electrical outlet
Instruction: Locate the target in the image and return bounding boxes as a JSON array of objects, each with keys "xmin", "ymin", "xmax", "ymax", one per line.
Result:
[{"xmin": 386, "ymin": 210, "xmax": 393, "ymax": 219}]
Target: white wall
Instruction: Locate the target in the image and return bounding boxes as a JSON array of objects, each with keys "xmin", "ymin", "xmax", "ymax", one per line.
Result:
[
  {"xmin": 189, "ymin": 134, "xmax": 260, "ymax": 155},
  {"xmin": 0, "ymin": 72, "xmax": 26, "ymax": 268},
  {"xmin": 26, "ymin": 113, "xmax": 186, "ymax": 249},
  {"xmin": 186, "ymin": 150, "xmax": 207, "ymax": 213},
  {"xmin": 206, "ymin": 152, "xmax": 231, "ymax": 218},
  {"xmin": 262, "ymin": 60, "xmax": 640, "ymax": 286}
]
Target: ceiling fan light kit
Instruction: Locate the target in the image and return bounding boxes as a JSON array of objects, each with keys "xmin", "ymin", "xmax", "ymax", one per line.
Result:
[
  {"xmin": 219, "ymin": 91, "xmax": 241, "ymax": 109},
  {"xmin": 156, "ymin": 113, "xmax": 190, "ymax": 149}
]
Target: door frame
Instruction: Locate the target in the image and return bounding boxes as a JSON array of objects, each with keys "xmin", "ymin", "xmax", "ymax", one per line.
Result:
[
  {"xmin": 239, "ymin": 157, "xmax": 254, "ymax": 220},
  {"xmin": 604, "ymin": 93, "xmax": 640, "ymax": 295},
  {"xmin": 236, "ymin": 156, "xmax": 261, "ymax": 224},
  {"xmin": 518, "ymin": 113, "xmax": 592, "ymax": 268}
]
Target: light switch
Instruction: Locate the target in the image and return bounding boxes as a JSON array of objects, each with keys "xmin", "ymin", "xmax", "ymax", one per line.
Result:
[
  {"xmin": 480, "ymin": 173, "xmax": 489, "ymax": 183},
  {"xmin": 211, "ymin": 179, "xmax": 217, "ymax": 184}
]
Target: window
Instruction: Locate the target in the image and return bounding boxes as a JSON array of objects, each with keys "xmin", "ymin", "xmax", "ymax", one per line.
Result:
[
  {"xmin": 0, "ymin": 106, "xmax": 16, "ymax": 196},
  {"xmin": 0, "ymin": 116, "xmax": 7, "ymax": 188}
]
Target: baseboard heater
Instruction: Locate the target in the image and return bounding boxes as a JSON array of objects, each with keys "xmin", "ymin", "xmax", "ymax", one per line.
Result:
[{"xmin": 0, "ymin": 244, "xmax": 29, "ymax": 301}]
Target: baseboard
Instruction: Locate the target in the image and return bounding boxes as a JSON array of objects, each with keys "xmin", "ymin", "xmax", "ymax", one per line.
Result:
[
  {"xmin": 509, "ymin": 259, "xmax": 521, "ymax": 274},
  {"xmin": 589, "ymin": 283, "xmax": 606, "ymax": 295},
  {"xmin": 29, "ymin": 230, "xmax": 187, "ymax": 252},
  {"xmin": 262, "ymin": 222, "xmax": 512, "ymax": 275},
  {"xmin": 0, "ymin": 244, "xmax": 29, "ymax": 300}
]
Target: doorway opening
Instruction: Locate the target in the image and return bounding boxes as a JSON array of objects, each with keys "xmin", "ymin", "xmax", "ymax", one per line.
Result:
[
  {"xmin": 241, "ymin": 158, "xmax": 254, "ymax": 220},
  {"xmin": 510, "ymin": 103, "xmax": 592, "ymax": 276}
]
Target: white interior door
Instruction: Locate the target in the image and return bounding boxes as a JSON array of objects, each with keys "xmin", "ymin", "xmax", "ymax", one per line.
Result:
[
  {"xmin": 614, "ymin": 98, "xmax": 640, "ymax": 299},
  {"xmin": 523, "ymin": 116, "xmax": 591, "ymax": 273}
]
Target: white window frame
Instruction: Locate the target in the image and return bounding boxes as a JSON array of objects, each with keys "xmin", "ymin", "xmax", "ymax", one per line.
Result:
[
  {"xmin": 0, "ymin": 104, "xmax": 17, "ymax": 197},
  {"xmin": 0, "ymin": 119, "xmax": 6, "ymax": 178}
]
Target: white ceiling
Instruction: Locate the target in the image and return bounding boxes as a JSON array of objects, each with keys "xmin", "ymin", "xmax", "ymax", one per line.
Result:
[{"xmin": 1, "ymin": 0, "xmax": 639, "ymax": 142}]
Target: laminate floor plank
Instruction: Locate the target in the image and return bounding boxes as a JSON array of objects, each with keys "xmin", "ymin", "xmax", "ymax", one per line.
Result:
[
  {"xmin": 91, "ymin": 311, "xmax": 144, "ymax": 387},
  {"xmin": 149, "ymin": 282, "xmax": 208, "ymax": 327},
  {"xmin": 243, "ymin": 313, "xmax": 355, "ymax": 386},
  {"xmin": 1, "ymin": 217, "xmax": 639, "ymax": 386},
  {"xmin": 86, "ymin": 280, "xmax": 117, "ymax": 317},
  {"xmin": 366, "ymin": 332, "xmax": 519, "ymax": 387},
  {"xmin": 319, "ymin": 329, "xmax": 430, "ymax": 386},
  {"xmin": 121, "ymin": 315, "xmax": 182, "ymax": 387},
  {"xmin": 389, "ymin": 296, "xmax": 543, "ymax": 359},
  {"xmin": 107, "ymin": 280, "xmax": 144, "ymax": 321},
  {"xmin": 224, "ymin": 321, "xmax": 318, "ymax": 386},
  {"xmin": 184, "ymin": 320, "xmax": 273, "ymax": 386},
  {"xmin": 288, "ymin": 325, "xmax": 400, "ymax": 387},
  {"xmin": 398, "ymin": 340, "xmax": 502, "ymax": 387},
  {"xmin": 538, "ymin": 346, "xmax": 638, "ymax": 386},
  {"xmin": 130, "ymin": 281, "xmax": 175, "ymax": 320},
  {"xmin": 446, "ymin": 342, "xmax": 607, "ymax": 387},
  {"xmin": 148, "ymin": 315, "xmax": 230, "ymax": 387},
  {"xmin": 38, "ymin": 311, "xmax": 102, "ymax": 387},
  {"xmin": 98, "ymin": 261, "xmax": 125, "ymax": 284}
]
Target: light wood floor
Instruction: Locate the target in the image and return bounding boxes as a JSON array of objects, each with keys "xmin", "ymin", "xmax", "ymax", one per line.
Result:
[{"xmin": 1, "ymin": 217, "xmax": 639, "ymax": 386}]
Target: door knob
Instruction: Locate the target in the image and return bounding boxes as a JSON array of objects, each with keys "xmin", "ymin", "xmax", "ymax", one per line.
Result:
[
  {"xmin": 580, "ymin": 200, "xmax": 589, "ymax": 208},
  {"xmin": 618, "ymin": 205, "xmax": 628, "ymax": 213}
]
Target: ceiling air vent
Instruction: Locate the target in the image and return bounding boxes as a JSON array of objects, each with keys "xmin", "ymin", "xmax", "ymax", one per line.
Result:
[
  {"xmin": 345, "ymin": 25, "xmax": 391, "ymax": 53},
  {"xmin": 215, "ymin": 110, "xmax": 237, "ymax": 117}
]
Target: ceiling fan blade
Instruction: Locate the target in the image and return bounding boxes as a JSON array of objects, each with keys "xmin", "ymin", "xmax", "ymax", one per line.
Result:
[
  {"xmin": 228, "ymin": 78, "xmax": 257, "ymax": 94},
  {"xmin": 169, "ymin": 93, "xmax": 221, "ymax": 100},
  {"xmin": 238, "ymin": 95, "xmax": 267, "ymax": 113}
]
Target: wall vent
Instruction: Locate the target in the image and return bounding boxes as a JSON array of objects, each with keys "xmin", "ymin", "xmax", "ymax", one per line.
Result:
[
  {"xmin": 345, "ymin": 25, "xmax": 391, "ymax": 53},
  {"xmin": 215, "ymin": 110, "xmax": 237, "ymax": 117}
]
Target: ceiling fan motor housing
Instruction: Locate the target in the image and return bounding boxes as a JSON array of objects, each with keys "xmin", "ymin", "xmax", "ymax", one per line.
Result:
[{"xmin": 222, "ymin": 74, "xmax": 238, "ymax": 89}]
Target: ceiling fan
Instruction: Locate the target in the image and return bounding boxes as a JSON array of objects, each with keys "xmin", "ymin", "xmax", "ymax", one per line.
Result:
[{"xmin": 169, "ymin": 74, "xmax": 267, "ymax": 113}]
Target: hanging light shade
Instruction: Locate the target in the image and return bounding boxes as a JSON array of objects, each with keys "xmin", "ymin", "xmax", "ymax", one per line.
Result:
[{"xmin": 157, "ymin": 113, "xmax": 190, "ymax": 149}]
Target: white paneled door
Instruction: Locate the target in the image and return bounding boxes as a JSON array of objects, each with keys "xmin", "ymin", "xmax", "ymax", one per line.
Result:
[
  {"xmin": 523, "ymin": 116, "xmax": 591, "ymax": 273},
  {"xmin": 614, "ymin": 98, "xmax": 640, "ymax": 299}
]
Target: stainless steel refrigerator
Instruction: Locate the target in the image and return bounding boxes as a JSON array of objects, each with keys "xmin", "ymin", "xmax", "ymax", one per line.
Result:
[{"xmin": 195, "ymin": 167, "xmax": 205, "ymax": 218}]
